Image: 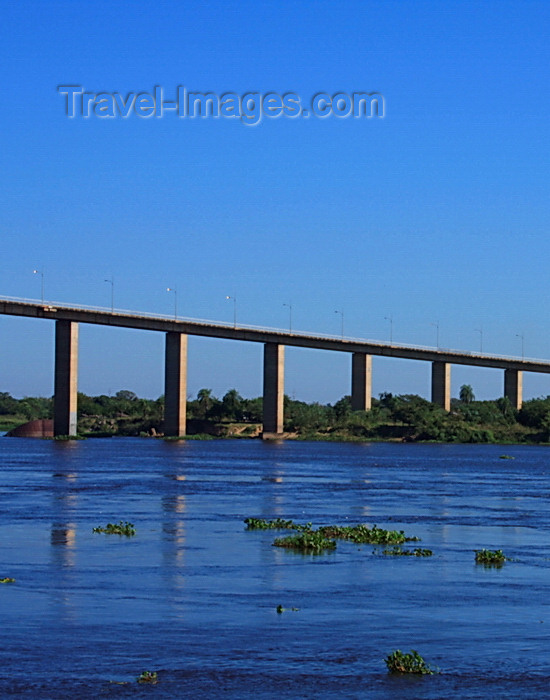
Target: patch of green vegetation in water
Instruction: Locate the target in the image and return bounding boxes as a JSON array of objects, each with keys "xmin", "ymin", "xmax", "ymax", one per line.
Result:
[
  {"xmin": 276, "ymin": 604, "xmax": 300, "ymax": 613},
  {"xmin": 385, "ymin": 649, "xmax": 436, "ymax": 675},
  {"xmin": 381, "ymin": 546, "xmax": 433, "ymax": 556},
  {"xmin": 475, "ymin": 548, "xmax": 507, "ymax": 566},
  {"xmin": 273, "ymin": 530, "xmax": 337, "ymax": 553},
  {"xmin": 318, "ymin": 523, "xmax": 420, "ymax": 545},
  {"xmin": 93, "ymin": 521, "xmax": 136, "ymax": 536},
  {"xmin": 244, "ymin": 517, "xmax": 311, "ymax": 531},
  {"xmin": 137, "ymin": 671, "xmax": 158, "ymax": 684}
]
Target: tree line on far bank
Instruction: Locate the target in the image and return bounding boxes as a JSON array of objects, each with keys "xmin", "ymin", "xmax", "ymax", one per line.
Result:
[{"xmin": 2, "ymin": 385, "xmax": 550, "ymax": 443}]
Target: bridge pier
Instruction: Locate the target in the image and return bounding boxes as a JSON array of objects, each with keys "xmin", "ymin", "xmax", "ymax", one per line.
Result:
[
  {"xmin": 54, "ymin": 320, "xmax": 79, "ymax": 436},
  {"xmin": 164, "ymin": 332, "xmax": 187, "ymax": 437},
  {"xmin": 504, "ymin": 369, "xmax": 523, "ymax": 410},
  {"xmin": 263, "ymin": 343, "xmax": 284, "ymax": 435},
  {"xmin": 431, "ymin": 361, "xmax": 451, "ymax": 411},
  {"xmin": 351, "ymin": 352, "xmax": 372, "ymax": 411}
]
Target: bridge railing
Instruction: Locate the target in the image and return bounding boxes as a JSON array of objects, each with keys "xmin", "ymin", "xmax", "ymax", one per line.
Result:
[{"xmin": 0, "ymin": 294, "xmax": 540, "ymax": 364}]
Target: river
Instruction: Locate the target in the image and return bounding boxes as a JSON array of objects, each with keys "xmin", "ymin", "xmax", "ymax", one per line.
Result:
[{"xmin": 1, "ymin": 437, "xmax": 549, "ymax": 698}]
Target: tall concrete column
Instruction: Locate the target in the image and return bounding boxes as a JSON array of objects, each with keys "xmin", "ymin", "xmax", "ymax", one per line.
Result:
[
  {"xmin": 504, "ymin": 369, "xmax": 523, "ymax": 410},
  {"xmin": 263, "ymin": 343, "xmax": 284, "ymax": 435},
  {"xmin": 351, "ymin": 352, "xmax": 372, "ymax": 411},
  {"xmin": 431, "ymin": 361, "xmax": 451, "ymax": 411},
  {"xmin": 164, "ymin": 332, "xmax": 187, "ymax": 437},
  {"xmin": 54, "ymin": 320, "xmax": 79, "ymax": 436}
]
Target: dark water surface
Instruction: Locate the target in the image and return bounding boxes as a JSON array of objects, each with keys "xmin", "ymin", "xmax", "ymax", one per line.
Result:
[{"xmin": 1, "ymin": 438, "xmax": 549, "ymax": 698}]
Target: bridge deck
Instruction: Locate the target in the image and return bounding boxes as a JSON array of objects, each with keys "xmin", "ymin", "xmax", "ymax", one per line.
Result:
[{"xmin": 1, "ymin": 298, "xmax": 548, "ymax": 374}]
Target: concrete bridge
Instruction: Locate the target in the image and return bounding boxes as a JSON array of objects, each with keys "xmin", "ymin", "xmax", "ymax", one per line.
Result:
[{"xmin": 1, "ymin": 298, "xmax": 548, "ymax": 437}]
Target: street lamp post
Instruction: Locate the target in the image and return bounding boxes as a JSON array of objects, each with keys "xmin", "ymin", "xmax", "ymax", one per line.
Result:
[
  {"xmin": 475, "ymin": 328, "xmax": 483, "ymax": 353},
  {"xmin": 104, "ymin": 277, "xmax": 114, "ymax": 312},
  {"xmin": 384, "ymin": 315, "xmax": 393, "ymax": 344},
  {"xmin": 226, "ymin": 295, "xmax": 237, "ymax": 327},
  {"xmin": 167, "ymin": 287, "xmax": 177, "ymax": 319},
  {"xmin": 431, "ymin": 320, "xmax": 440, "ymax": 348},
  {"xmin": 334, "ymin": 309, "xmax": 344, "ymax": 339},
  {"xmin": 516, "ymin": 333, "xmax": 524, "ymax": 359},
  {"xmin": 33, "ymin": 268, "xmax": 44, "ymax": 303},
  {"xmin": 283, "ymin": 302, "xmax": 292, "ymax": 333}
]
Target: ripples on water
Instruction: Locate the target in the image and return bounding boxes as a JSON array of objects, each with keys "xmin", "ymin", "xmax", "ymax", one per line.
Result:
[{"xmin": 1, "ymin": 438, "xmax": 549, "ymax": 698}]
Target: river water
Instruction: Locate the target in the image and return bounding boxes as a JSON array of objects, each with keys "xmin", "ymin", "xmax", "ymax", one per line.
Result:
[{"xmin": 1, "ymin": 437, "xmax": 549, "ymax": 698}]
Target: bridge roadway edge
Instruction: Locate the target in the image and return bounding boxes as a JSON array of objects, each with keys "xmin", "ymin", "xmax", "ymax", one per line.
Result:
[{"xmin": 1, "ymin": 300, "xmax": 548, "ymax": 373}]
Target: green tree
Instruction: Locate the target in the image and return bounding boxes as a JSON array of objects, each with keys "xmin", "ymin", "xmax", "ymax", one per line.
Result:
[
  {"xmin": 0, "ymin": 392, "xmax": 19, "ymax": 415},
  {"xmin": 195, "ymin": 388, "xmax": 215, "ymax": 419},
  {"xmin": 333, "ymin": 395, "xmax": 352, "ymax": 419},
  {"xmin": 459, "ymin": 385, "xmax": 475, "ymax": 403},
  {"xmin": 221, "ymin": 389, "xmax": 244, "ymax": 421}
]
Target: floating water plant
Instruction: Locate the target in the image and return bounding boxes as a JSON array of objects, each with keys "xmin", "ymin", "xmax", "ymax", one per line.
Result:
[
  {"xmin": 245, "ymin": 517, "xmax": 298, "ymax": 530},
  {"xmin": 475, "ymin": 549, "xmax": 507, "ymax": 566},
  {"xmin": 137, "ymin": 671, "xmax": 158, "ymax": 684},
  {"xmin": 318, "ymin": 523, "xmax": 420, "ymax": 545},
  {"xmin": 273, "ymin": 530, "xmax": 336, "ymax": 553},
  {"xmin": 499, "ymin": 455, "xmax": 515, "ymax": 460},
  {"xmin": 92, "ymin": 521, "xmax": 136, "ymax": 536},
  {"xmin": 0, "ymin": 577, "xmax": 16, "ymax": 583},
  {"xmin": 385, "ymin": 649, "xmax": 435, "ymax": 675},
  {"xmin": 276, "ymin": 604, "xmax": 300, "ymax": 613},
  {"xmin": 381, "ymin": 546, "xmax": 433, "ymax": 557},
  {"xmin": 244, "ymin": 517, "xmax": 311, "ymax": 531},
  {"xmin": 245, "ymin": 518, "xmax": 421, "ymax": 554}
]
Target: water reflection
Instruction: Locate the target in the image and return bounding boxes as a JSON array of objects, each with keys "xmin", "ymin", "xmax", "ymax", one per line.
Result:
[
  {"xmin": 161, "ymin": 493, "xmax": 186, "ymax": 606},
  {"xmin": 50, "ymin": 470, "xmax": 79, "ymax": 621}
]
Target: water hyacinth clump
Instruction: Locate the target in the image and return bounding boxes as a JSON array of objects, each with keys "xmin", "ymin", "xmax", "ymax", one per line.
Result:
[
  {"xmin": 244, "ymin": 517, "xmax": 311, "ymax": 531},
  {"xmin": 92, "ymin": 521, "xmax": 136, "ymax": 536},
  {"xmin": 276, "ymin": 604, "xmax": 300, "ymax": 613},
  {"xmin": 0, "ymin": 577, "xmax": 16, "ymax": 583},
  {"xmin": 381, "ymin": 546, "xmax": 433, "ymax": 557},
  {"xmin": 137, "ymin": 671, "xmax": 158, "ymax": 684},
  {"xmin": 318, "ymin": 523, "xmax": 420, "ymax": 545},
  {"xmin": 475, "ymin": 549, "xmax": 507, "ymax": 566},
  {"xmin": 385, "ymin": 649, "xmax": 435, "ymax": 675},
  {"xmin": 273, "ymin": 530, "xmax": 337, "ymax": 553}
]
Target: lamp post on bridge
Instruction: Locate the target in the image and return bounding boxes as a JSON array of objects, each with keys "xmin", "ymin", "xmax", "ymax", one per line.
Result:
[
  {"xmin": 384, "ymin": 315, "xmax": 393, "ymax": 344},
  {"xmin": 431, "ymin": 320, "xmax": 440, "ymax": 348},
  {"xmin": 167, "ymin": 287, "xmax": 177, "ymax": 319},
  {"xmin": 516, "ymin": 333, "xmax": 524, "ymax": 359},
  {"xmin": 226, "ymin": 295, "xmax": 237, "ymax": 328},
  {"xmin": 334, "ymin": 309, "xmax": 344, "ymax": 339},
  {"xmin": 283, "ymin": 302, "xmax": 292, "ymax": 333},
  {"xmin": 475, "ymin": 328, "xmax": 483, "ymax": 353},
  {"xmin": 33, "ymin": 268, "xmax": 45, "ymax": 303},
  {"xmin": 104, "ymin": 277, "xmax": 114, "ymax": 312}
]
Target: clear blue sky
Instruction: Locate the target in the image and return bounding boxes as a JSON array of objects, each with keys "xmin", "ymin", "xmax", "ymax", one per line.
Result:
[{"xmin": 1, "ymin": 0, "xmax": 550, "ymax": 403}]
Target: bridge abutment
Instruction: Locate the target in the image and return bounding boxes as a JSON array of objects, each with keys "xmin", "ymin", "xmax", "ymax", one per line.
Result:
[
  {"xmin": 504, "ymin": 368, "xmax": 523, "ymax": 410},
  {"xmin": 54, "ymin": 320, "xmax": 79, "ymax": 436},
  {"xmin": 432, "ymin": 361, "xmax": 451, "ymax": 411},
  {"xmin": 164, "ymin": 332, "xmax": 187, "ymax": 437},
  {"xmin": 263, "ymin": 343, "xmax": 284, "ymax": 435},
  {"xmin": 351, "ymin": 352, "xmax": 372, "ymax": 411}
]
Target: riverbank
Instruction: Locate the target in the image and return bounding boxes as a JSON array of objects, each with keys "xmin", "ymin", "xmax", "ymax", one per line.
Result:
[{"xmin": 3, "ymin": 389, "xmax": 550, "ymax": 444}]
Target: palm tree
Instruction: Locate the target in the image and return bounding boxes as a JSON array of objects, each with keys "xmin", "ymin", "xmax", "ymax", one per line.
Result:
[
  {"xmin": 459, "ymin": 384, "xmax": 475, "ymax": 403},
  {"xmin": 196, "ymin": 388, "xmax": 214, "ymax": 418}
]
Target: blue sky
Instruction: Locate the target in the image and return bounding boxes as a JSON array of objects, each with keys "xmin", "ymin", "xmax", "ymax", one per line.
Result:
[{"xmin": 1, "ymin": 0, "xmax": 550, "ymax": 403}]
